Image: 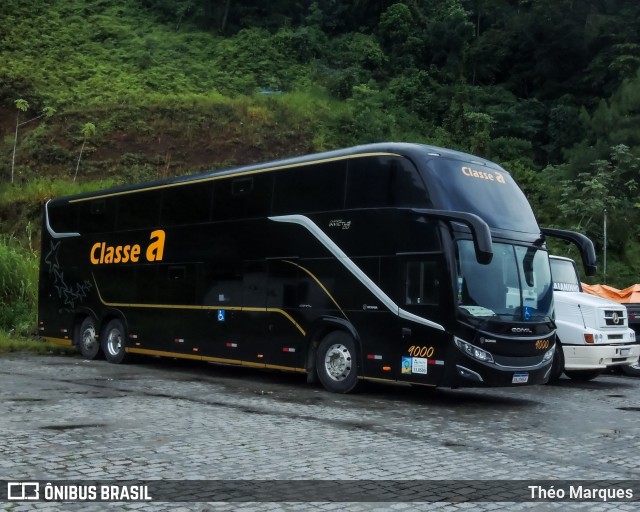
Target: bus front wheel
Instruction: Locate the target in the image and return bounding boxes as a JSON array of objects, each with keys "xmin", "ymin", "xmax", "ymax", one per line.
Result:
[
  {"xmin": 316, "ymin": 331, "xmax": 361, "ymax": 393},
  {"xmin": 547, "ymin": 342, "xmax": 564, "ymax": 383},
  {"xmin": 77, "ymin": 317, "xmax": 101, "ymax": 360},
  {"xmin": 102, "ymin": 319, "xmax": 127, "ymax": 364}
]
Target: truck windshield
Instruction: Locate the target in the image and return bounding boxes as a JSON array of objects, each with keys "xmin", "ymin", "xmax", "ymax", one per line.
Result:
[
  {"xmin": 457, "ymin": 241, "xmax": 553, "ymax": 323},
  {"xmin": 549, "ymin": 258, "xmax": 581, "ymax": 292}
]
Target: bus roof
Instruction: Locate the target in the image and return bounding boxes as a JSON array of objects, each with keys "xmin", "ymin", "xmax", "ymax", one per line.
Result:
[{"xmin": 49, "ymin": 142, "xmax": 507, "ymax": 205}]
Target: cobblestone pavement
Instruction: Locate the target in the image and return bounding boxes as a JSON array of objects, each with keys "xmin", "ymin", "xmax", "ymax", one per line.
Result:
[{"xmin": 1, "ymin": 353, "xmax": 640, "ymax": 511}]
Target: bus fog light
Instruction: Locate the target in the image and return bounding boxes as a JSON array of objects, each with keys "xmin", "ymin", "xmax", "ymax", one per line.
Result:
[
  {"xmin": 542, "ymin": 346, "xmax": 554, "ymax": 362},
  {"xmin": 454, "ymin": 337, "xmax": 494, "ymax": 364}
]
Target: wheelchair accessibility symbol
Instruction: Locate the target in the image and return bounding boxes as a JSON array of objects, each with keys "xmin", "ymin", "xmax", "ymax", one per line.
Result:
[{"xmin": 217, "ymin": 310, "xmax": 226, "ymax": 322}]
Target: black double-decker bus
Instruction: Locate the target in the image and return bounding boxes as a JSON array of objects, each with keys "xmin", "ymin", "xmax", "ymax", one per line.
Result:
[{"xmin": 38, "ymin": 143, "xmax": 596, "ymax": 392}]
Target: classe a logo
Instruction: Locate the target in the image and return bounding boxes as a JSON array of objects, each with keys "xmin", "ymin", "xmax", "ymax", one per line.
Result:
[
  {"xmin": 90, "ymin": 230, "xmax": 165, "ymax": 265},
  {"xmin": 461, "ymin": 166, "xmax": 507, "ymax": 184}
]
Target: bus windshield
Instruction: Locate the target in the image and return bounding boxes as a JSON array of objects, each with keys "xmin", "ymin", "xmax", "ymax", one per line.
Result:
[
  {"xmin": 457, "ymin": 241, "xmax": 553, "ymax": 323},
  {"xmin": 420, "ymin": 158, "xmax": 539, "ymax": 234}
]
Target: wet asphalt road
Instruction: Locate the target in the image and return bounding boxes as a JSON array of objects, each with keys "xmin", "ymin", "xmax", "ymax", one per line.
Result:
[{"xmin": 1, "ymin": 353, "xmax": 640, "ymax": 511}]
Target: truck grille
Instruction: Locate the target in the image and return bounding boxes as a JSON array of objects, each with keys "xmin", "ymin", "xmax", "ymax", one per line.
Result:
[{"xmin": 604, "ymin": 310, "xmax": 627, "ymax": 326}]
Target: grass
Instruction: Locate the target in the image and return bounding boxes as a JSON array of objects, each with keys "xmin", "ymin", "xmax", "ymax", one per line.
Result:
[{"xmin": 0, "ymin": 330, "xmax": 76, "ymax": 355}]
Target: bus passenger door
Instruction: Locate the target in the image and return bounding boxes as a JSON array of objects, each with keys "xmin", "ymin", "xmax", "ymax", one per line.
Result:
[
  {"xmin": 240, "ymin": 261, "xmax": 269, "ymax": 367},
  {"xmin": 265, "ymin": 260, "xmax": 305, "ymax": 371},
  {"xmin": 397, "ymin": 256, "xmax": 448, "ymax": 384},
  {"xmin": 201, "ymin": 265, "xmax": 245, "ymax": 362}
]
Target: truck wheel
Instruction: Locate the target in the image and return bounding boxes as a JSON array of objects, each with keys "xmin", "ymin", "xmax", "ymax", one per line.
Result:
[
  {"xmin": 621, "ymin": 359, "xmax": 640, "ymax": 377},
  {"xmin": 101, "ymin": 319, "xmax": 127, "ymax": 364},
  {"xmin": 547, "ymin": 343, "xmax": 564, "ymax": 383},
  {"xmin": 316, "ymin": 331, "xmax": 361, "ymax": 393},
  {"xmin": 77, "ymin": 317, "xmax": 101, "ymax": 360},
  {"xmin": 564, "ymin": 369, "xmax": 602, "ymax": 381}
]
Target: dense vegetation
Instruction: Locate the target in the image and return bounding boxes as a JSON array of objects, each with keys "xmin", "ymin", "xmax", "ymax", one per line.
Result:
[{"xmin": 1, "ymin": 0, "xmax": 639, "ymax": 333}]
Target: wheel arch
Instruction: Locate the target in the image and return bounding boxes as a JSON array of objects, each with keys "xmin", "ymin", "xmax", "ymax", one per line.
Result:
[
  {"xmin": 305, "ymin": 317, "xmax": 362, "ymax": 382},
  {"xmin": 99, "ymin": 308, "xmax": 129, "ymax": 338},
  {"xmin": 72, "ymin": 307, "xmax": 99, "ymax": 347}
]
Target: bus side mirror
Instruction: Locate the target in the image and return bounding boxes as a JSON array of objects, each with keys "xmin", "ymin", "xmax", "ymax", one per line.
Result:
[
  {"xmin": 541, "ymin": 228, "xmax": 597, "ymax": 276},
  {"xmin": 412, "ymin": 209, "xmax": 493, "ymax": 265}
]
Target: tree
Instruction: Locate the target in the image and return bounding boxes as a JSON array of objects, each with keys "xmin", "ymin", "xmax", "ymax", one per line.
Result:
[
  {"xmin": 11, "ymin": 99, "xmax": 56, "ymax": 184},
  {"xmin": 556, "ymin": 145, "xmax": 640, "ymax": 272},
  {"xmin": 73, "ymin": 123, "xmax": 96, "ymax": 183}
]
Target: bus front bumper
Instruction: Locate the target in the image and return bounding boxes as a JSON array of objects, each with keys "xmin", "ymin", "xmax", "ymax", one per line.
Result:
[{"xmin": 445, "ymin": 339, "xmax": 555, "ymax": 387}]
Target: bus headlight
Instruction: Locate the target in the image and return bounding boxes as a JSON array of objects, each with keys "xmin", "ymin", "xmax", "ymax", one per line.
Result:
[
  {"xmin": 454, "ymin": 337, "xmax": 494, "ymax": 364},
  {"xmin": 542, "ymin": 346, "xmax": 554, "ymax": 363}
]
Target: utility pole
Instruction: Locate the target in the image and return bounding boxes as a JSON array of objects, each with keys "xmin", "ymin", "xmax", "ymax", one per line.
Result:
[{"xmin": 603, "ymin": 208, "xmax": 607, "ymax": 284}]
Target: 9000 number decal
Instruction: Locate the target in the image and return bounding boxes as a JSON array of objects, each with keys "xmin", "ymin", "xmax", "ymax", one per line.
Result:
[
  {"xmin": 535, "ymin": 339, "xmax": 550, "ymax": 350},
  {"xmin": 408, "ymin": 345, "xmax": 434, "ymax": 358}
]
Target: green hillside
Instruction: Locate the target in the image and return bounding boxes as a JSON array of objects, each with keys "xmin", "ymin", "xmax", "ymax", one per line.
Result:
[{"xmin": 1, "ymin": 0, "xmax": 639, "ymax": 332}]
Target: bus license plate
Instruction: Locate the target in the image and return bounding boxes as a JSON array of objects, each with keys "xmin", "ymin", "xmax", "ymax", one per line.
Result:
[{"xmin": 512, "ymin": 373, "xmax": 529, "ymax": 384}]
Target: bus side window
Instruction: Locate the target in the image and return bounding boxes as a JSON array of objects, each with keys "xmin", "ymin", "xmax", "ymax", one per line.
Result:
[
  {"xmin": 161, "ymin": 183, "xmax": 213, "ymax": 226},
  {"xmin": 213, "ymin": 174, "xmax": 273, "ymax": 220},
  {"xmin": 117, "ymin": 191, "xmax": 161, "ymax": 230},
  {"xmin": 48, "ymin": 202, "xmax": 79, "ymax": 233},
  {"xmin": 80, "ymin": 198, "xmax": 116, "ymax": 233},
  {"xmin": 346, "ymin": 156, "xmax": 429, "ymax": 209},
  {"xmin": 405, "ymin": 261, "xmax": 439, "ymax": 306},
  {"xmin": 272, "ymin": 161, "xmax": 346, "ymax": 215}
]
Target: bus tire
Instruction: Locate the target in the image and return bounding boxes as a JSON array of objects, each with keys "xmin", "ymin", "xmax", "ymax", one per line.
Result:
[
  {"xmin": 77, "ymin": 317, "xmax": 101, "ymax": 360},
  {"xmin": 316, "ymin": 331, "xmax": 360, "ymax": 393},
  {"xmin": 102, "ymin": 319, "xmax": 127, "ymax": 364},
  {"xmin": 547, "ymin": 342, "xmax": 564, "ymax": 383},
  {"xmin": 564, "ymin": 369, "xmax": 602, "ymax": 381}
]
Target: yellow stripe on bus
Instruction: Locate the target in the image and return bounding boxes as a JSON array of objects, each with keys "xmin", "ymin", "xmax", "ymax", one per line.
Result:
[
  {"xmin": 126, "ymin": 347, "xmax": 305, "ymax": 373},
  {"xmin": 43, "ymin": 337, "xmax": 73, "ymax": 346},
  {"xmin": 93, "ymin": 276, "xmax": 306, "ymax": 336}
]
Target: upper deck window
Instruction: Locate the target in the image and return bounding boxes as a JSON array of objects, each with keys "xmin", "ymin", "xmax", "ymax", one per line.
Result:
[
  {"xmin": 346, "ymin": 156, "xmax": 428, "ymax": 209},
  {"xmin": 213, "ymin": 174, "xmax": 273, "ymax": 220},
  {"xmin": 273, "ymin": 161, "xmax": 346, "ymax": 215},
  {"xmin": 161, "ymin": 182, "xmax": 213, "ymax": 226},
  {"xmin": 420, "ymin": 158, "xmax": 539, "ymax": 234}
]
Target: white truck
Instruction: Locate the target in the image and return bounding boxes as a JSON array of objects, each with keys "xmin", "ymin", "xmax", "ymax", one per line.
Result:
[{"xmin": 548, "ymin": 255, "xmax": 639, "ymax": 382}]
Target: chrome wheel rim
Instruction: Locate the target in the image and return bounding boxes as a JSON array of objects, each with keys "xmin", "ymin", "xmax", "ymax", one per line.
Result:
[
  {"xmin": 81, "ymin": 326, "xmax": 97, "ymax": 353},
  {"xmin": 106, "ymin": 328, "xmax": 123, "ymax": 357},
  {"xmin": 324, "ymin": 343, "xmax": 352, "ymax": 382}
]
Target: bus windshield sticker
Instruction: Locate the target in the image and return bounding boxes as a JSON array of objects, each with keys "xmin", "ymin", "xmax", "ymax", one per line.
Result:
[
  {"xmin": 401, "ymin": 357, "xmax": 412, "ymax": 374},
  {"xmin": 459, "ymin": 305, "xmax": 496, "ymax": 317}
]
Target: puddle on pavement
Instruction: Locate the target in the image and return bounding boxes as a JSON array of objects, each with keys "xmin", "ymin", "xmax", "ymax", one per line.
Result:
[
  {"xmin": 616, "ymin": 406, "xmax": 640, "ymax": 412},
  {"xmin": 40, "ymin": 423, "xmax": 107, "ymax": 431}
]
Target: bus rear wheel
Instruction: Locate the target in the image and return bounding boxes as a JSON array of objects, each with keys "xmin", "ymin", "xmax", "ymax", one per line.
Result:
[
  {"xmin": 316, "ymin": 331, "xmax": 360, "ymax": 393},
  {"xmin": 102, "ymin": 319, "xmax": 127, "ymax": 364},
  {"xmin": 77, "ymin": 317, "xmax": 101, "ymax": 360}
]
